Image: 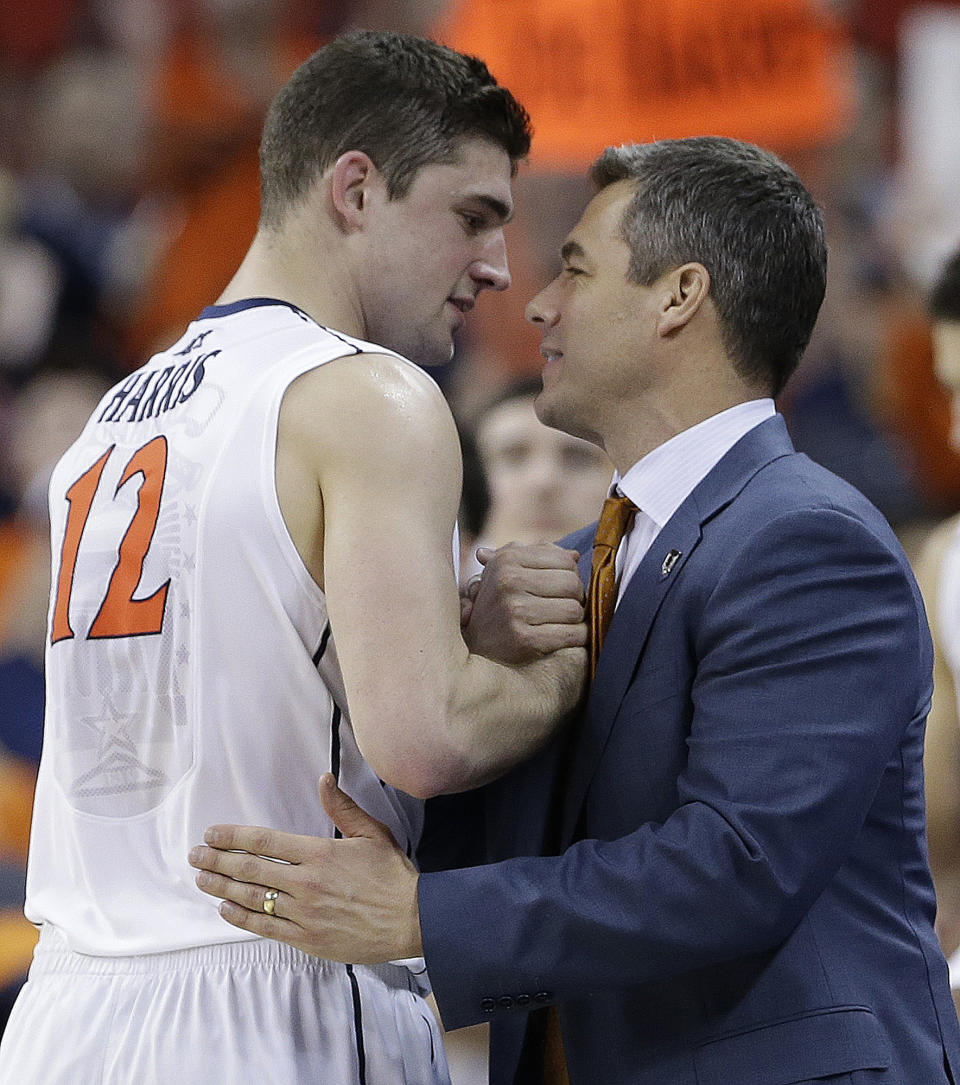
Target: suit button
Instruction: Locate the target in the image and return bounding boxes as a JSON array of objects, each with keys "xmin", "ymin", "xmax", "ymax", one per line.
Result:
[
  {"xmin": 498, "ymin": 996, "xmax": 514, "ymax": 1009},
  {"xmin": 480, "ymin": 998, "xmax": 496, "ymax": 1014},
  {"xmin": 516, "ymin": 994, "xmax": 531, "ymax": 1006},
  {"xmin": 534, "ymin": 991, "xmax": 551, "ymax": 1004}
]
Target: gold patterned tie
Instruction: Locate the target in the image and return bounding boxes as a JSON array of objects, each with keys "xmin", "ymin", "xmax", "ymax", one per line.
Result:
[
  {"xmin": 587, "ymin": 492, "xmax": 638, "ymax": 682},
  {"xmin": 543, "ymin": 493, "xmax": 637, "ymax": 1085}
]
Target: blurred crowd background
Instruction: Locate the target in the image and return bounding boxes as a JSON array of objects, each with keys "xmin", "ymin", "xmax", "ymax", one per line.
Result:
[{"xmin": 1, "ymin": 0, "xmax": 960, "ymax": 1068}]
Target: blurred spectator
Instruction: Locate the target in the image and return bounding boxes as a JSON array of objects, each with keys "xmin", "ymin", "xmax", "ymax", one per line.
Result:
[
  {"xmin": 881, "ymin": 4, "xmax": 960, "ymax": 289},
  {"xmin": 459, "ymin": 377, "xmax": 612, "ymax": 581},
  {"xmin": 877, "ymin": 287, "xmax": 960, "ymax": 514},
  {"xmin": 0, "ymin": 169, "xmax": 61, "ymax": 381},
  {"xmin": 122, "ymin": 0, "xmax": 321, "ymax": 360},
  {"xmin": 913, "ymin": 247, "xmax": 960, "ymax": 1012},
  {"xmin": 860, "ymin": 2, "xmax": 960, "ymax": 515},
  {"xmin": 0, "ymin": 0, "xmax": 79, "ymax": 75},
  {"xmin": 12, "ymin": 49, "xmax": 155, "ymax": 379},
  {"xmin": 780, "ymin": 194, "xmax": 928, "ymax": 529}
]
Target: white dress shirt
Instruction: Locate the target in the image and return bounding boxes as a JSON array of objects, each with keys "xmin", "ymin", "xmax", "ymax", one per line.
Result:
[{"xmin": 612, "ymin": 399, "xmax": 776, "ymax": 603}]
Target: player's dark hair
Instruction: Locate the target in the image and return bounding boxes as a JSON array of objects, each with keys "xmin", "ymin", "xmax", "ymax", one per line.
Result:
[
  {"xmin": 930, "ymin": 249, "xmax": 960, "ymax": 323},
  {"xmin": 259, "ymin": 30, "xmax": 531, "ymax": 226},
  {"xmin": 591, "ymin": 137, "xmax": 827, "ymax": 397}
]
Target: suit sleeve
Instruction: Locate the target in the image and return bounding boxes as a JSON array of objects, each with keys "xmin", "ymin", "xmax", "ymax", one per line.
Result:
[
  {"xmin": 417, "ymin": 789, "xmax": 488, "ymax": 873},
  {"xmin": 418, "ymin": 506, "xmax": 932, "ymax": 1028}
]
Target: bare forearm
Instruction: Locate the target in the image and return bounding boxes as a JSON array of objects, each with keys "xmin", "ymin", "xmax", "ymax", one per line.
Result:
[
  {"xmin": 348, "ymin": 542, "xmax": 587, "ymax": 797},
  {"xmin": 425, "ymin": 541, "xmax": 588, "ymax": 791},
  {"xmin": 440, "ymin": 647, "xmax": 585, "ymax": 790},
  {"xmin": 354, "ymin": 643, "xmax": 585, "ymax": 798}
]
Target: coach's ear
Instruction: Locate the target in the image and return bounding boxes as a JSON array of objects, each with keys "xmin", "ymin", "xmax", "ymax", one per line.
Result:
[
  {"xmin": 656, "ymin": 263, "xmax": 710, "ymax": 337},
  {"xmin": 330, "ymin": 151, "xmax": 378, "ymax": 230}
]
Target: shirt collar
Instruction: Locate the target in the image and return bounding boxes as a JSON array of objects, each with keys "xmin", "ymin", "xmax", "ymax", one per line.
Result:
[{"xmin": 613, "ymin": 399, "xmax": 776, "ymax": 529}]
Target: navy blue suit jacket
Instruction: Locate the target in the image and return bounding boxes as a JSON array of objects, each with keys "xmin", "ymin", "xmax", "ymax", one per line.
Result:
[{"xmin": 419, "ymin": 416, "xmax": 960, "ymax": 1084}]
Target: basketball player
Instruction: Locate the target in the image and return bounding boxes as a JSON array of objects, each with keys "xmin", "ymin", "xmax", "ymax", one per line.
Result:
[{"xmin": 0, "ymin": 32, "xmax": 586, "ymax": 1084}]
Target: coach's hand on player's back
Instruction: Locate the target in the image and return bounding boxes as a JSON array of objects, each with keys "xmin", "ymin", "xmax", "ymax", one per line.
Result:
[
  {"xmin": 462, "ymin": 541, "xmax": 586, "ymax": 664},
  {"xmin": 189, "ymin": 775, "xmax": 423, "ymax": 964}
]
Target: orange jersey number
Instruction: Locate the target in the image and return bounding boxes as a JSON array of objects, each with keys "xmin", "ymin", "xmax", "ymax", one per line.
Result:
[{"xmin": 51, "ymin": 436, "xmax": 171, "ymax": 643}]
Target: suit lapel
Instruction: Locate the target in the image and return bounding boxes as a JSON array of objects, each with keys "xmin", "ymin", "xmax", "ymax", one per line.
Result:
[
  {"xmin": 559, "ymin": 504, "xmax": 703, "ymax": 843},
  {"xmin": 559, "ymin": 414, "xmax": 797, "ymax": 845}
]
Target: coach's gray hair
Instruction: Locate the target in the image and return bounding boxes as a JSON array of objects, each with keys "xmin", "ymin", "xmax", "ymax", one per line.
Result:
[{"xmin": 591, "ymin": 137, "xmax": 826, "ymax": 397}]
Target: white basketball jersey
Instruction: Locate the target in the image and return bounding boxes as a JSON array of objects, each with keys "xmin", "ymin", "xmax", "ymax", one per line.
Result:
[{"xmin": 26, "ymin": 298, "xmax": 426, "ymax": 955}]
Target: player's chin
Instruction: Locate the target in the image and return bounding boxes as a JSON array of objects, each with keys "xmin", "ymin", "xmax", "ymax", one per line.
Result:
[{"xmin": 415, "ymin": 332, "xmax": 456, "ymax": 369}]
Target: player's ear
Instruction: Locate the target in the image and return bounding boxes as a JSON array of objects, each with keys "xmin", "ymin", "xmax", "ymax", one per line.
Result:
[{"xmin": 330, "ymin": 151, "xmax": 377, "ymax": 229}]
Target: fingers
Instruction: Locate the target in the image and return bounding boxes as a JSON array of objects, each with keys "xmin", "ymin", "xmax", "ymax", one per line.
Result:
[
  {"xmin": 199, "ymin": 822, "xmax": 312, "ymax": 862},
  {"xmin": 463, "ymin": 541, "xmax": 586, "ymax": 663},
  {"xmin": 191, "ymin": 849, "xmax": 312, "ymax": 948},
  {"xmin": 490, "ymin": 565, "xmax": 584, "ymax": 606},
  {"xmin": 497, "ymin": 587, "xmax": 585, "ymax": 627},
  {"xmin": 216, "ymin": 900, "xmax": 292, "ymax": 937},
  {"xmin": 482, "ymin": 547, "xmax": 584, "ymax": 605},
  {"xmin": 318, "ymin": 774, "xmax": 394, "ymax": 842},
  {"xmin": 528, "ymin": 622, "xmax": 588, "ymax": 649},
  {"xmin": 214, "ymin": 894, "xmax": 304, "ymax": 947},
  {"xmin": 195, "ymin": 868, "xmax": 288, "ymax": 916},
  {"xmin": 504, "ymin": 570, "xmax": 584, "ymax": 604},
  {"xmin": 192, "ymin": 863, "xmax": 307, "ymax": 945},
  {"xmin": 188, "ymin": 843, "xmax": 294, "ymax": 897},
  {"xmin": 491, "ymin": 542, "xmax": 580, "ymax": 571},
  {"xmin": 497, "ymin": 620, "xmax": 587, "ymax": 658}
]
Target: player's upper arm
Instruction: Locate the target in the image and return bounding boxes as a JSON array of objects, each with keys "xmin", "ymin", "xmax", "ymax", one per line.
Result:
[{"xmin": 283, "ymin": 352, "xmax": 470, "ymax": 794}]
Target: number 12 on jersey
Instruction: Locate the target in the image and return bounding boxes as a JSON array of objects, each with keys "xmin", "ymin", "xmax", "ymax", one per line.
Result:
[{"xmin": 51, "ymin": 436, "xmax": 171, "ymax": 643}]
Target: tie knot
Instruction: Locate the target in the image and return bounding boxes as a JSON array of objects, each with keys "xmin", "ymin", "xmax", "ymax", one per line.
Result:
[{"xmin": 594, "ymin": 493, "xmax": 637, "ymax": 551}]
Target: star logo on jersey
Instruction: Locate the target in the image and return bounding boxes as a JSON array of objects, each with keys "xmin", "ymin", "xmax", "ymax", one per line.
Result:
[{"xmin": 71, "ymin": 695, "xmax": 166, "ymax": 801}]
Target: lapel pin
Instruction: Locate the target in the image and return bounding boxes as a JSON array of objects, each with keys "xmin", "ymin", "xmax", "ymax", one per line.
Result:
[{"xmin": 661, "ymin": 549, "xmax": 682, "ymax": 577}]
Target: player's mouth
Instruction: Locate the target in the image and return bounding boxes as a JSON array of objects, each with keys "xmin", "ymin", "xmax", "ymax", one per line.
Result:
[{"xmin": 446, "ymin": 296, "xmax": 474, "ymax": 333}]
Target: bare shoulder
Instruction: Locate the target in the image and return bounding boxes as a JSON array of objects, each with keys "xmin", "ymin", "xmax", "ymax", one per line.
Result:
[
  {"xmin": 281, "ymin": 350, "xmax": 457, "ymax": 467},
  {"xmin": 275, "ymin": 350, "xmax": 461, "ymax": 587}
]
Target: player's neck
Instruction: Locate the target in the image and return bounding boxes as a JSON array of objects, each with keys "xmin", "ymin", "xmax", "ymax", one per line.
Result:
[{"xmin": 218, "ymin": 229, "xmax": 364, "ymax": 340}]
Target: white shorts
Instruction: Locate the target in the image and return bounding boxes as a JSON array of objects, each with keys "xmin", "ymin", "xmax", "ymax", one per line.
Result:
[{"xmin": 0, "ymin": 925, "xmax": 450, "ymax": 1084}]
